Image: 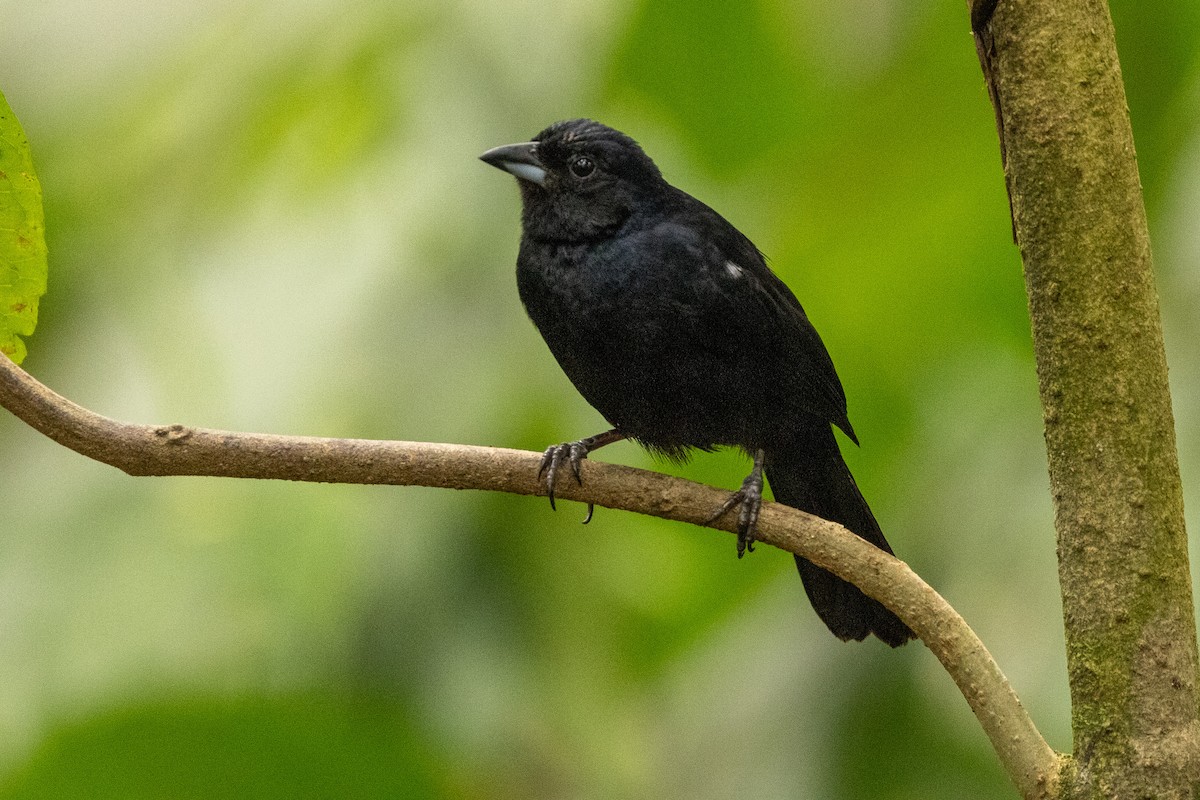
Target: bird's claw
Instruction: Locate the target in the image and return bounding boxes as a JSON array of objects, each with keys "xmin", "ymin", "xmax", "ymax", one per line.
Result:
[
  {"xmin": 538, "ymin": 440, "xmax": 589, "ymax": 514},
  {"xmin": 536, "ymin": 430, "xmax": 625, "ymax": 524},
  {"xmin": 705, "ymin": 468, "xmax": 765, "ymax": 558}
]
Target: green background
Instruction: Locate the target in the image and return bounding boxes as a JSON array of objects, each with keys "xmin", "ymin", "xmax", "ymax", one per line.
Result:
[{"xmin": 1, "ymin": 0, "xmax": 1198, "ymax": 796}]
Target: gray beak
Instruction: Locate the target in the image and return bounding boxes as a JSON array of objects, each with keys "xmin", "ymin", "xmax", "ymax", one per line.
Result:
[{"xmin": 479, "ymin": 141, "xmax": 547, "ymax": 187}]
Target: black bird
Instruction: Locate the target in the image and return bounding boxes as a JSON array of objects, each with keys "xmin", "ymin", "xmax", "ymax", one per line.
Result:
[{"xmin": 481, "ymin": 119, "xmax": 913, "ymax": 647}]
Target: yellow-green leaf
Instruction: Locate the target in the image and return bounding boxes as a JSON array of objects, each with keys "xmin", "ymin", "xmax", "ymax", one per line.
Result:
[{"xmin": 0, "ymin": 89, "xmax": 48, "ymax": 364}]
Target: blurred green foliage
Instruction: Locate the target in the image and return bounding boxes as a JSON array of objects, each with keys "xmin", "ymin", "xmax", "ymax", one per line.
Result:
[
  {"xmin": 0, "ymin": 0, "xmax": 1197, "ymax": 797},
  {"xmin": 0, "ymin": 694, "xmax": 460, "ymax": 799}
]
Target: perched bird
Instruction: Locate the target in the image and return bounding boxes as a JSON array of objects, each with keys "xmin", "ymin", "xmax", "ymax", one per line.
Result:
[{"xmin": 481, "ymin": 119, "xmax": 913, "ymax": 647}]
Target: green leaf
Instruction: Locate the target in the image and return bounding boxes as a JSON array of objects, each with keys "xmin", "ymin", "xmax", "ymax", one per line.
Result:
[{"xmin": 0, "ymin": 90, "xmax": 48, "ymax": 364}]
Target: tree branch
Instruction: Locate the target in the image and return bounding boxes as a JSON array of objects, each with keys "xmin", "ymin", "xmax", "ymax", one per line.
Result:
[
  {"xmin": 968, "ymin": 0, "xmax": 1199, "ymax": 795},
  {"xmin": 2, "ymin": 351, "xmax": 1057, "ymax": 795}
]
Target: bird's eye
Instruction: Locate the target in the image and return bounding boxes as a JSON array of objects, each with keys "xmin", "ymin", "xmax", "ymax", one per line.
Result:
[{"xmin": 569, "ymin": 156, "xmax": 595, "ymax": 178}]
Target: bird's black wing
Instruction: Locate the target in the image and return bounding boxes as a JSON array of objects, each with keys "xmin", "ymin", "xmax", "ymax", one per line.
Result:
[{"xmin": 651, "ymin": 194, "xmax": 857, "ymax": 442}]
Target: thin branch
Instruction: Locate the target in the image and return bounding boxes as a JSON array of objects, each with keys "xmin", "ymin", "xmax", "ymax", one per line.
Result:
[{"xmin": 0, "ymin": 352, "xmax": 1061, "ymax": 796}]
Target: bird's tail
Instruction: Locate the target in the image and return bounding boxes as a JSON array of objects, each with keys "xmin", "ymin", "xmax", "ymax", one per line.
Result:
[{"xmin": 764, "ymin": 426, "xmax": 914, "ymax": 647}]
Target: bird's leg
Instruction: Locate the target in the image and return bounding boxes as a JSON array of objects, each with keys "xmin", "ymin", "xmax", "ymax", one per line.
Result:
[
  {"xmin": 538, "ymin": 428, "xmax": 625, "ymax": 522},
  {"xmin": 706, "ymin": 449, "xmax": 766, "ymax": 558}
]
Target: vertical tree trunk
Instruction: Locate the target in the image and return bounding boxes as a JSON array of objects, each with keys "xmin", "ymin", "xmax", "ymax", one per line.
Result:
[{"xmin": 971, "ymin": 0, "xmax": 1199, "ymax": 796}]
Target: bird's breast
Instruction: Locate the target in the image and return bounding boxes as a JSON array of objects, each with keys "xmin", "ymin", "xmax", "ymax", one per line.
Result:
[{"xmin": 517, "ymin": 239, "xmax": 651, "ymax": 325}]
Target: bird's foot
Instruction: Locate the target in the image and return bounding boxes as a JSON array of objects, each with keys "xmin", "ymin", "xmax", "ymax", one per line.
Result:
[
  {"xmin": 538, "ymin": 440, "xmax": 590, "ymax": 513},
  {"xmin": 705, "ymin": 449, "xmax": 766, "ymax": 557},
  {"xmin": 536, "ymin": 429, "xmax": 625, "ymax": 524}
]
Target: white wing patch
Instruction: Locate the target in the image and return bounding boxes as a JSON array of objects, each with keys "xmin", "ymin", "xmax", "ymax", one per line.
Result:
[{"xmin": 724, "ymin": 260, "xmax": 745, "ymax": 279}]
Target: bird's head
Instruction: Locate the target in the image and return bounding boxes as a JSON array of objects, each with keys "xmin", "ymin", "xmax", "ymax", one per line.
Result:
[{"xmin": 480, "ymin": 119, "xmax": 664, "ymax": 242}]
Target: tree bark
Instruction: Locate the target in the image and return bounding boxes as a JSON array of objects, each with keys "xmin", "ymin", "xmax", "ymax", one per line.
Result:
[{"xmin": 971, "ymin": 0, "xmax": 1200, "ymax": 796}]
